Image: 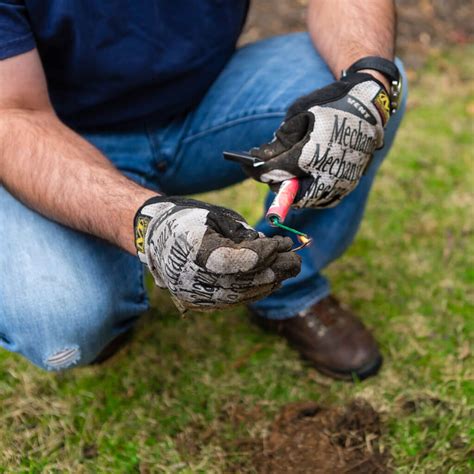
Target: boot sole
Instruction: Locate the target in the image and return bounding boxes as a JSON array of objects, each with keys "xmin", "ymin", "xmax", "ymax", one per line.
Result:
[{"xmin": 304, "ymin": 353, "xmax": 384, "ymax": 381}]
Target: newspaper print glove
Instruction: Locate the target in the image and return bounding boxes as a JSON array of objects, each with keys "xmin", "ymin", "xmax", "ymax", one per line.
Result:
[
  {"xmin": 134, "ymin": 196, "xmax": 301, "ymax": 312},
  {"xmin": 244, "ymin": 72, "xmax": 391, "ymax": 208}
]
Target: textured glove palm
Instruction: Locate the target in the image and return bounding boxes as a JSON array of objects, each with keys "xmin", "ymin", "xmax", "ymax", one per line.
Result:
[
  {"xmin": 134, "ymin": 197, "xmax": 301, "ymax": 312},
  {"xmin": 245, "ymin": 72, "xmax": 391, "ymax": 208}
]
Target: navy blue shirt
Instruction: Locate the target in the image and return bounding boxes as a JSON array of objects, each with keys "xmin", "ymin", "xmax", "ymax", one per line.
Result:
[{"xmin": 0, "ymin": 1, "xmax": 249, "ymax": 129}]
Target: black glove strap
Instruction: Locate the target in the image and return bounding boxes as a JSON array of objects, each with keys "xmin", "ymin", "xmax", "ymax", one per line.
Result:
[{"xmin": 345, "ymin": 56, "xmax": 400, "ymax": 83}]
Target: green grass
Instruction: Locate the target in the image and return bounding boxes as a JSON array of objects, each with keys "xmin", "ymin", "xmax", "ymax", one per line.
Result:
[{"xmin": 1, "ymin": 46, "xmax": 473, "ymax": 473}]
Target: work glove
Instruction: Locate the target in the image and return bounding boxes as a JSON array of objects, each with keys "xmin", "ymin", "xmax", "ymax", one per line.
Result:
[
  {"xmin": 244, "ymin": 72, "xmax": 391, "ymax": 208},
  {"xmin": 134, "ymin": 196, "xmax": 301, "ymax": 312}
]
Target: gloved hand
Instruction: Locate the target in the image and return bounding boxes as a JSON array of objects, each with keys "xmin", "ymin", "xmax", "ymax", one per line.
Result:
[
  {"xmin": 134, "ymin": 196, "xmax": 301, "ymax": 312},
  {"xmin": 244, "ymin": 72, "xmax": 391, "ymax": 208}
]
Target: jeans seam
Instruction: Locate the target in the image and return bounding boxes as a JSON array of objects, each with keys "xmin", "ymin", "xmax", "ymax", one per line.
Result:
[
  {"xmin": 137, "ymin": 261, "xmax": 149, "ymax": 307},
  {"xmin": 167, "ymin": 111, "xmax": 285, "ymax": 184},
  {"xmin": 182, "ymin": 111, "xmax": 286, "ymax": 144},
  {"xmin": 145, "ymin": 122, "xmax": 162, "ymax": 166}
]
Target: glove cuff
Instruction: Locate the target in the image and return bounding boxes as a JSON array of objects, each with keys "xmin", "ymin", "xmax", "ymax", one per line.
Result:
[
  {"xmin": 343, "ymin": 56, "xmax": 402, "ymax": 115},
  {"xmin": 134, "ymin": 195, "xmax": 168, "ymax": 262}
]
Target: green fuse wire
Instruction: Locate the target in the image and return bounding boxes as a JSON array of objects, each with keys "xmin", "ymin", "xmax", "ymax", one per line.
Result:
[{"xmin": 269, "ymin": 216, "xmax": 312, "ymax": 251}]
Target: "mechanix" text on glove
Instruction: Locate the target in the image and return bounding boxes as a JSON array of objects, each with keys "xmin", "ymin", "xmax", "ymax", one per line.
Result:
[{"xmin": 134, "ymin": 196, "xmax": 301, "ymax": 312}]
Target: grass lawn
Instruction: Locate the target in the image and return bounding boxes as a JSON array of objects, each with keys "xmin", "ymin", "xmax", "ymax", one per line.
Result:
[{"xmin": 1, "ymin": 46, "xmax": 473, "ymax": 473}]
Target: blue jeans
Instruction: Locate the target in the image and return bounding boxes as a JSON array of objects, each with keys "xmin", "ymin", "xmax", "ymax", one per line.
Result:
[{"xmin": 0, "ymin": 33, "xmax": 406, "ymax": 370}]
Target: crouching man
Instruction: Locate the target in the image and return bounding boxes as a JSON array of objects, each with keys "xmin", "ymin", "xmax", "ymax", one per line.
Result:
[{"xmin": 0, "ymin": 0, "xmax": 405, "ymax": 379}]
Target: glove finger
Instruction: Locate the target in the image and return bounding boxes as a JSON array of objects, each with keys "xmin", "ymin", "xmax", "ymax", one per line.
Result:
[
  {"xmin": 233, "ymin": 235, "xmax": 299, "ymax": 273},
  {"xmin": 206, "ymin": 211, "xmax": 259, "ymax": 243},
  {"xmin": 172, "ymin": 259, "xmax": 298, "ymax": 312},
  {"xmin": 211, "ymin": 250, "xmax": 300, "ymax": 293},
  {"xmin": 231, "ymin": 285, "xmax": 276, "ymax": 306},
  {"xmin": 250, "ymin": 114, "xmax": 312, "ymax": 160},
  {"xmin": 198, "ymin": 232, "xmax": 282, "ymax": 275},
  {"xmin": 217, "ymin": 276, "xmax": 276, "ymax": 295},
  {"xmin": 242, "ymin": 113, "xmax": 314, "ymax": 184},
  {"xmin": 165, "ymin": 197, "xmax": 249, "ymax": 224},
  {"xmin": 212, "ymin": 284, "xmax": 276, "ymax": 309},
  {"xmin": 242, "ymin": 162, "xmax": 303, "ymax": 184},
  {"xmin": 196, "ymin": 274, "xmax": 276, "ymax": 307},
  {"xmin": 293, "ymin": 176, "xmax": 314, "ymax": 204},
  {"xmin": 176, "ymin": 284, "xmax": 274, "ymax": 312},
  {"xmin": 269, "ymin": 251, "xmax": 302, "ymax": 281},
  {"xmin": 293, "ymin": 176, "xmax": 349, "ymax": 209},
  {"xmin": 221, "ymin": 252, "xmax": 301, "ymax": 305},
  {"xmin": 270, "ymin": 235, "xmax": 294, "ymax": 253}
]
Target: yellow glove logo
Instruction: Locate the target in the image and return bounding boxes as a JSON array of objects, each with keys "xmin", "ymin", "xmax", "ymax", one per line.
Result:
[
  {"xmin": 374, "ymin": 89, "xmax": 391, "ymax": 125},
  {"xmin": 135, "ymin": 216, "xmax": 150, "ymax": 254}
]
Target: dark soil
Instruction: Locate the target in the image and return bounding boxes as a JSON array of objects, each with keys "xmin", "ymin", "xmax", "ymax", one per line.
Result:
[
  {"xmin": 232, "ymin": 399, "xmax": 391, "ymax": 473},
  {"xmin": 176, "ymin": 398, "xmax": 390, "ymax": 472},
  {"xmin": 242, "ymin": 0, "xmax": 474, "ymax": 69}
]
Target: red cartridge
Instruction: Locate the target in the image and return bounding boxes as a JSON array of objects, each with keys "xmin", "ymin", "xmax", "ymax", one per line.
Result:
[
  {"xmin": 222, "ymin": 151, "xmax": 310, "ymax": 249},
  {"xmin": 266, "ymin": 178, "xmax": 300, "ymax": 225}
]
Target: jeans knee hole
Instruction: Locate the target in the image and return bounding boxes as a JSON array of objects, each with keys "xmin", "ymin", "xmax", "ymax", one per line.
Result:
[{"xmin": 45, "ymin": 346, "xmax": 81, "ymax": 370}]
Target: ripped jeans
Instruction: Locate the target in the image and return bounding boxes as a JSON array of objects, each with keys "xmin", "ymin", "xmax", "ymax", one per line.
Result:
[{"xmin": 0, "ymin": 33, "xmax": 406, "ymax": 370}]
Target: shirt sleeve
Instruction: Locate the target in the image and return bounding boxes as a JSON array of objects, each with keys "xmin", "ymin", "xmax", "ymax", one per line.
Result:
[{"xmin": 0, "ymin": 0, "xmax": 35, "ymax": 60}]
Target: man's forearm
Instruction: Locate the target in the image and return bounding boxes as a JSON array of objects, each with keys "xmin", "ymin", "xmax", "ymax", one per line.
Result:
[
  {"xmin": 308, "ymin": 0, "xmax": 396, "ymax": 88},
  {"xmin": 0, "ymin": 110, "xmax": 156, "ymax": 254}
]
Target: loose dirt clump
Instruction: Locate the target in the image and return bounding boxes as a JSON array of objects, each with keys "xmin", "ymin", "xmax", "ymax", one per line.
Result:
[{"xmin": 251, "ymin": 399, "xmax": 391, "ymax": 474}]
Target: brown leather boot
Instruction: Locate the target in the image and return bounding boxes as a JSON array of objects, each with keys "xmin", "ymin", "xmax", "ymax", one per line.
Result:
[{"xmin": 251, "ymin": 296, "xmax": 382, "ymax": 381}]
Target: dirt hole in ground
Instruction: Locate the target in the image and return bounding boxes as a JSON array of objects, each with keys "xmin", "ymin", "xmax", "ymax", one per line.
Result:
[
  {"xmin": 249, "ymin": 399, "xmax": 390, "ymax": 474},
  {"xmin": 177, "ymin": 398, "xmax": 391, "ymax": 473}
]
